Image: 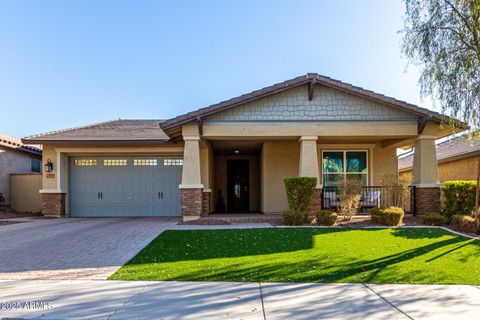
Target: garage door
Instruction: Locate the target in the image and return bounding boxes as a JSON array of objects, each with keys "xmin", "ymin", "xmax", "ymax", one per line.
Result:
[{"xmin": 69, "ymin": 157, "xmax": 182, "ymax": 217}]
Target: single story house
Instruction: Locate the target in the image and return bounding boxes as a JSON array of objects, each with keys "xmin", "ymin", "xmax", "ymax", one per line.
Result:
[
  {"xmin": 399, "ymin": 133, "xmax": 479, "ymax": 183},
  {"xmin": 0, "ymin": 134, "xmax": 42, "ymax": 207},
  {"xmin": 22, "ymin": 74, "xmax": 463, "ymax": 220}
]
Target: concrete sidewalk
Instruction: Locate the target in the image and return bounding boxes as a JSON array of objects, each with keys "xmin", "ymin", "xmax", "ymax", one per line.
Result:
[{"xmin": 1, "ymin": 281, "xmax": 479, "ymax": 319}]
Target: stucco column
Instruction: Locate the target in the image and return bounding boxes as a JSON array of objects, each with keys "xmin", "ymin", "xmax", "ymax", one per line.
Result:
[
  {"xmin": 180, "ymin": 136, "xmax": 204, "ymax": 220},
  {"xmin": 412, "ymin": 135, "xmax": 441, "ymax": 214},
  {"xmin": 299, "ymin": 136, "xmax": 321, "ymax": 217},
  {"xmin": 299, "ymin": 136, "xmax": 320, "ymax": 180},
  {"xmin": 40, "ymin": 151, "xmax": 66, "ymax": 217}
]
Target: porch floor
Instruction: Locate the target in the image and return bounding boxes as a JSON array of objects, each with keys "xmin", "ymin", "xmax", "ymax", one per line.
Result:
[{"xmin": 205, "ymin": 213, "xmax": 283, "ymax": 225}]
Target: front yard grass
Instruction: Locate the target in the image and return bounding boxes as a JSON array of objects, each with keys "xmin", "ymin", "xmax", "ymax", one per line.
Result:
[{"xmin": 109, "ymin": 228, "xmax": 480, "ymax": 284}]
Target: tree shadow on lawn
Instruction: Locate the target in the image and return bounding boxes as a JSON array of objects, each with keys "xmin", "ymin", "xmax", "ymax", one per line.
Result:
[
  {"xmin": 145, "ymin": 236, "xmax": 476, "ymax": 284},
  {"xmin": 127, "ymin": 228, "xmax": 338, "ymax": 263},
  {"xmin": 119, "ymin": 228, "xmax": 480, "ymax": 284},
  {"xmin": 391, "ymin": 227, "xmax": 456, "ymax": 239},
  {"xmin": 391, "ymin": 228, "xmax": 480, "ymax": 262}
]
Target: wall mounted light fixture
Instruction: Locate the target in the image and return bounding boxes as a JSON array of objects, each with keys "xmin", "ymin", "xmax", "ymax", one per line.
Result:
[{"xmin": 44, "ymin": 159, "xmax": 53, "ymax": 172}]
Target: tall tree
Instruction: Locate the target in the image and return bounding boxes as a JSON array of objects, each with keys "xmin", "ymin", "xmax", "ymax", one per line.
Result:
[{"xmin": 402, "ymin": 0, "xmax": 480, "ymax": 129}]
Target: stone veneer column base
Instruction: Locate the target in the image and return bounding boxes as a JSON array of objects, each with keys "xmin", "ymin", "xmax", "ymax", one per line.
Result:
[
  {"xmin": 181, "ymin": 188, "xmax": 203, "ymax": 220},
  {"xmin": 415, "ymin": 187, "xmax": 440, "ymax": 215},
  {"xmin": 41, "ymin": 193, "xmax": 66, "ymax": 217},
  {"xmin": 202, "ymin": 190, "xmax": 211, "ymax": 217},
  {"xmin": 309, "ymin": 188, "xmax": 322, "ymax": 218}
]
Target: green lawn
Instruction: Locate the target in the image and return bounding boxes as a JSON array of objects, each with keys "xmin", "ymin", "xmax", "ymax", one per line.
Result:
[{"xmin": 109, "ymin": 228, "xmax": 480, "ymax": 284}]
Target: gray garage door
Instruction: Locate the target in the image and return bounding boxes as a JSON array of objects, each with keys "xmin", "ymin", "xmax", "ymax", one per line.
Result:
[{"xmin": 69, "ymin": 157, "xmax": 182, "ymax": 217}]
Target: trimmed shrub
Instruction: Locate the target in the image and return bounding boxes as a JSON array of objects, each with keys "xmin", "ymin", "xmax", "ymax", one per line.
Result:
[
  {"xmin": 284, "ymin": 177, "xmax": 317, "ymax": 212},
  {"xmin": 370, "ymin": 207, "xmax": 404, "ymax": 226},
  {"xmin": 450, "ymin": 214, "xmax": 479, "ymax": 234},
  {"xmin": 420, "ymin": 212, "xmax": 448, "ymax": 226},
  {"xmin": 316, "ymin": 210, "xmax": 337, "ymax": 226},
  {"xmin": 282, "ymin": 210, "xmax": 309, "ymax": 226},
  {"xmin": 442, "ymin": 180, "xmax": 477, "ymax": 216}
]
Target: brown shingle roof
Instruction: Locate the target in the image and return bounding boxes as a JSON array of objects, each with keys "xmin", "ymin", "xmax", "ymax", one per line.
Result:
[
  {"xmin": 0, "ymin": 133, "xmax": 42, "ymax": 155},
  {"xmin": 160, "ymin": 73, "xmax": 457, "ymax": 132},
  {"xmin": 22, "ymin": 119, "xmax": 169, "ymax": 144},
  {"xmin": 398, "ymin": 134, "xmax": 480, "ymax": 171}
]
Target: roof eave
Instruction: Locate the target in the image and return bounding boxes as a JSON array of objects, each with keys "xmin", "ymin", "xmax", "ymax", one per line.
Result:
[{"xmin": 21, "ymin": 139, "xmax": 174, "ymax": 146}]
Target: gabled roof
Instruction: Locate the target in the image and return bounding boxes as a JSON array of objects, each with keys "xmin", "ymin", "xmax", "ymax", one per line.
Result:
[
  {"xmin": 21, "ymin": 73, "xmax": 466, "ymax": 145},
  {"xmin": 399, "ymin": 134, "xmax": 480, "ymax": 171},
  {"xmin": 160, "ymin": 73, "xmax": 454, "ymax": 134},
  {"xmin": 22, "ymin": 119, "xmax": 170, "ymax": 145},
  {"xmin": 0, "ymin": 134, "xmax": 42, "ymax": 155}
]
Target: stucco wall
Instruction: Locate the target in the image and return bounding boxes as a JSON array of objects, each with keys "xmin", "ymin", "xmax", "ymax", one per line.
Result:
[
  {"xmin": 400, "ymin": 155, "xmax": 480, "ymax": 183},
  {"xmin": 261, "ymin": 141, "xmax": 300, "ymax": 213},
  {"xmin": 41, "ymin": 145, "xmax": 58, "ymax": 190},
  {"xmin": 372, "ymin": 143, "xmax": 398, "ymax": 184},
  {"xmin": 206, "ymin": 85, "xmax": 418, "ymax": 122},
  {"xmin": 400, "ymin": 170, "xmax": 413, "ymax": 184},
  {"xmin": 10, "ymin": 173, "xmax": 42, "ymax": 212},
  {"xmin": 0, "ymin": 146, "xmax": 39, "ymax": 206}
]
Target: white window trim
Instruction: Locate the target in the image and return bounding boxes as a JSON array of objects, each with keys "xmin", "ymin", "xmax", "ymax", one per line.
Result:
[{"xmin": 321, "ymin": 150, "xmax": 369, "ymax": 186}]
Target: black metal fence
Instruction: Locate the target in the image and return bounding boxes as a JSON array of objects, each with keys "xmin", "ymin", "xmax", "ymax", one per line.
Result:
[{"xmin": 322, "ymin": 185, "xmax": 416, "ymax": 215}]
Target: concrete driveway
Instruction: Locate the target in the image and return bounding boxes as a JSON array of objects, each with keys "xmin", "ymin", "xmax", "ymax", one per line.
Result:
[{"xmin": 0, "ymin": 218, "xmax": 179, "ymax": 280}]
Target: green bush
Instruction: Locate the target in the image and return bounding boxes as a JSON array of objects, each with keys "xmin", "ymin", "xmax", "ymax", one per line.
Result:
[
  {"xmin": 282, "ymin": 210, "xmax": 309, "ymax": 226},
  {"xmin": 450, "ymin": 214, "xmax": 479, "ymax": 234},
  {"xmin": 370, "ymin": 207, "xmax": 404, "ymax": 226},
  {"xmin": 284, "ymin": 177, "xmax": 317, "ymax": 212},
  {"xmin": 316, "ymin": 210, "xmax": 337, "ymax": 226},
  {"xmin": 442, "ymin": 180, "xmax": 477, "ymax": 216},
  {"xmin": 420, "ymin": 212, "xmax": 448, "ymax": 226}
]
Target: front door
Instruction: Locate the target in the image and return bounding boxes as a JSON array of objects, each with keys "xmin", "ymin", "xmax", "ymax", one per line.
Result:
[{"xmin": 227, "ymin": 160, "xmax": 249, "ymax": 212}]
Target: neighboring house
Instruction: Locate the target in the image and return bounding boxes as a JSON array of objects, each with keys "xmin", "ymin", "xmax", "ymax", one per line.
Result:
[
  {"xmin": 0, "ymin": 134, "xmax": 42, "ymax": 207},
  {"xmin": 22, "ymin": 73, "xmax": 464, "ymax": 220},
  {"xmin": 399, "ymin": 134, "xmax": 479, "ymax": 183}
]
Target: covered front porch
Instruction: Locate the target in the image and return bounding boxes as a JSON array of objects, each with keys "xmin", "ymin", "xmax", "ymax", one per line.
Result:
[{"xmin": 178, "ymin": 123, "xmax": 443, "ymax": 221}]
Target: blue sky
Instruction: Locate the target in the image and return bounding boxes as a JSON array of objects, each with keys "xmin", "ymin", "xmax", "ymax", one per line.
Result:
[{"xmin": 0, "ymin": 0, "xmax": 430, "ymax": 138}]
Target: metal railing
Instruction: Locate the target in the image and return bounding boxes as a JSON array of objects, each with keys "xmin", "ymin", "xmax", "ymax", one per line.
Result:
[{"xmin": 322, "ymin": 185, "xmax": 416, "ymax": 215}]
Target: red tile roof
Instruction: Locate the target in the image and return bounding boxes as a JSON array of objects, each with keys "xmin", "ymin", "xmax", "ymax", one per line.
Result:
[{"xmin": 0, "ymin": 134, "xmax": 42, "ymax": 155}]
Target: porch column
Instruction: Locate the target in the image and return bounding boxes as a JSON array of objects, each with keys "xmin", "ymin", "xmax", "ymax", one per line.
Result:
[
  {"xmin": 412, "ymin": 135, "xmax": 441, "ymax": 214},
  {"xmin": 299, "ymin": 136, "xmax": 321, "ymax": 217},
  {"xmin": 180, "ymin": 136, "xmax": 204, "ymax": 220}
]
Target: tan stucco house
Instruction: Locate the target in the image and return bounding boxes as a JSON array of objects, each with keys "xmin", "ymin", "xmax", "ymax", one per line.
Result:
[
  {"xmin": 22, "ymin": 74, "xmax": 462, "ymax": 220},
  {"xmin": 399, "ymin": 134, "xmax": 479, "ymax": 183},
  {"xmin": 0, "ymin": 134, "xmax": 42, "ymax": 208}
]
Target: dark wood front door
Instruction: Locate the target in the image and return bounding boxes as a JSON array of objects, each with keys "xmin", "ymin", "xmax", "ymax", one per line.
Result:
[{"xmin": 227, "ymin": 160, "xmax": 250, "ymax": 212}]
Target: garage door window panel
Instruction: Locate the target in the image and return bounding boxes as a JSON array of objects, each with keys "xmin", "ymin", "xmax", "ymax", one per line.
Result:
[{"xmin": 104, "ymin": 159, "xmax": 128, "ymax": 166}]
